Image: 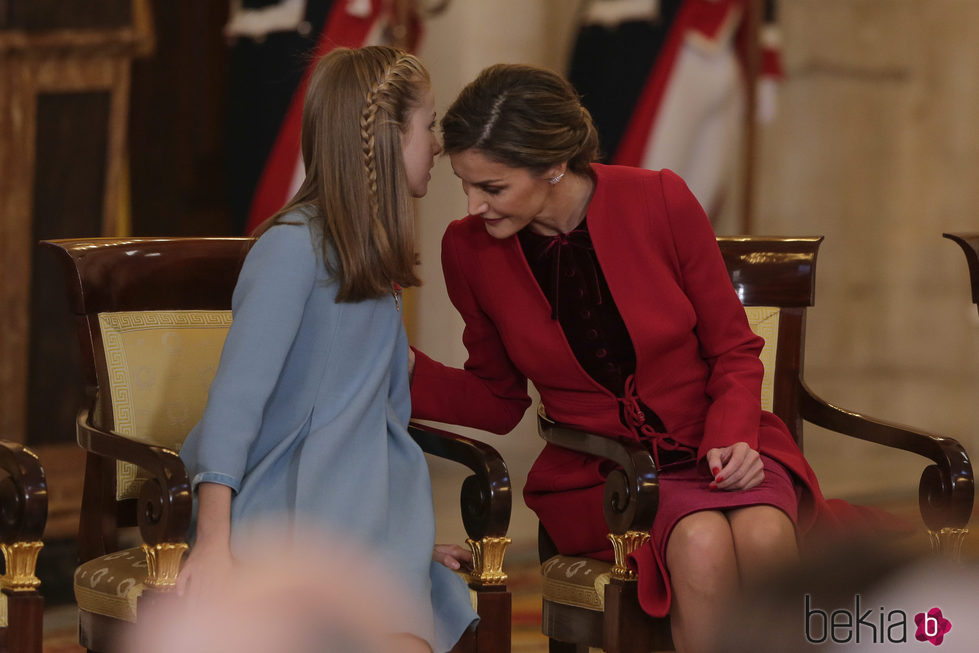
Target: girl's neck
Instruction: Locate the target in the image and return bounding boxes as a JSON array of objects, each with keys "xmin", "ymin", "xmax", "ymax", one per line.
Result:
[{"xmin": 529, "ymin": 171, "xmax": 596, "ymax": 236}]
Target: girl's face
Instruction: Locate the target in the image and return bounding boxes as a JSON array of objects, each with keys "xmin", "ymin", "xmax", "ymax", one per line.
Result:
[
  {"xmin": 401, "ymin": 87, "xmax": 441, "ymax": 198},
  {"xmin": 449, "ymin": 149, "xmax": 559, "ymax": 239}
]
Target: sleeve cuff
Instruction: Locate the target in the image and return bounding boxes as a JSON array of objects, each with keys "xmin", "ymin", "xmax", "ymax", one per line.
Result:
[{"xmin": 192, "ymin": 472, "xmax": 241, "ymax": 495}]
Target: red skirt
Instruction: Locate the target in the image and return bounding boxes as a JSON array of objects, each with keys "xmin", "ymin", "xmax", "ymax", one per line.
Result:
[
  {"xmin": 631, "ymin": 453, "xmax": 800, "ymax": 617},
  {"xmin": 528, "ymin": 451, "xmax": 800, "ymax": 618}
]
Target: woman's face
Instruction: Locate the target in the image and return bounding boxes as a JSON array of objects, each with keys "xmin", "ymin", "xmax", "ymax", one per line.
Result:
[
  {"xmin": 401, "ymin": 87, "xmax": 441, "ymax": 198},
  {"xmin": 449, "ymin": 149, "xmax": 560, "ymax": 239}
]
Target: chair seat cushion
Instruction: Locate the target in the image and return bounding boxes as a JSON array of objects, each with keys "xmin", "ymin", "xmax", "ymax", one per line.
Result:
[
  {"xmin": 74, "ymin": 547, "xmax": 148, "ymax": 623},
  {"xmin": 540, "ymin": 554, "xmax": 611, "ymax": 612}
]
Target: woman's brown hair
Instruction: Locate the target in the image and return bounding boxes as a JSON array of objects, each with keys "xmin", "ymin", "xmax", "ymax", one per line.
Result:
[
  {"xmin": 264, "ymin": 46, "xmax": 428, "ymax": 302},
  {"xmin": 440, "ymin": 63, "xmax": 600, "ymax": 175}
]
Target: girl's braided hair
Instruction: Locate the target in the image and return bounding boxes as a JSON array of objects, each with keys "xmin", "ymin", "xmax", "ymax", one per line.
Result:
[{"xmin": 267, "ymin": 46, "xmax": 429, "ymax": 302}]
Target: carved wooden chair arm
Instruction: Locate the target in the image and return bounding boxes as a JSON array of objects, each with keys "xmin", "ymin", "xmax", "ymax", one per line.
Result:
[
  {"xmin": 943, "ymin": 232, "xmax": 979, "ymax": 306},
  {"xmin": 408, "ymin": 422, "xmax": 512, "ymax": 588},
  {"xmin": 76, "ymin": 410, "xmax": 192, "ymax": 548},
  {"xmin": 408, "ymin": 422, "xmax": 511, "ymax": 541},
  {"xmin": 0, "ymin": 442, "xmax": 48, "ymax": 545},
  {"xmin": 0, "ymin": 441, "xmax": 47, "ymax": 591},
  {"xmin": 537, "ymin": 413, "xmax": 659, "ymax": 536},
  {"xmin": 799, "ymin": 383, "xmax": 974, "ymax": 532}
]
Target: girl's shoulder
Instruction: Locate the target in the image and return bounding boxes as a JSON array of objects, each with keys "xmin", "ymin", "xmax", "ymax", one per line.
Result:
[
  {"xmin": 258, "ymin": 207, "xmax": 325, "ymax": 251},
  {"xmin": 247, "ymin": 211, "xmax": 322, "ymax": 271}
]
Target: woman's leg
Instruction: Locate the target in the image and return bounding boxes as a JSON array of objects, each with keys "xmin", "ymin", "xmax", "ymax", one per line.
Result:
[
  {"xmin": 726, "ymin": 505, "xmax": 799, "ymax": 586},
  {"xmin": 666, "ymin": 510, "xmax": 740, "ymax": 653}
]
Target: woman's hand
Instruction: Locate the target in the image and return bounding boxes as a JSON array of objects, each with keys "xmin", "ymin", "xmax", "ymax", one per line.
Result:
[
  {"xmin": 432, "ymin": 543, "xmax": 473, "ymax": 572},
  {"xmin": 705, "ymin": 441, "xmax": 764, "ymax": 491}
]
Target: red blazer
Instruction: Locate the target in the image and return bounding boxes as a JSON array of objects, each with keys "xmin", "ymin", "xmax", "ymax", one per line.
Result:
[{"xmin": 413, "ymin": 165, "xmax": 867, "ymax": 590}]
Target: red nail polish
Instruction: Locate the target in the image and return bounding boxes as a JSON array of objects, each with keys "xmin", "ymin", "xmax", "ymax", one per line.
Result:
[
  {"xmin": 711, "ymin": 466, "xmax": 720, "ymax": 476},
  {"xmin": 715, "ymin": 475, "xmax": 724, "ymax": 483},
  {"xmin": 708, "ymin": 482, "xmax": 717, "ymax": 490}
]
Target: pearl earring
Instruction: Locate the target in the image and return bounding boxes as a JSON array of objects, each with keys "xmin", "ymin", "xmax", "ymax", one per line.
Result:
[{"xmin": 549, "ymin": 172, "xmax": 565, "ymax": 185}]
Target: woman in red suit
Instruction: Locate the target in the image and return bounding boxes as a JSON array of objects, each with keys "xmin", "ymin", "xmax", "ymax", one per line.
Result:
[{"xmin": 411, "ymin": 64, "xmax": 825, "ymax": 653}]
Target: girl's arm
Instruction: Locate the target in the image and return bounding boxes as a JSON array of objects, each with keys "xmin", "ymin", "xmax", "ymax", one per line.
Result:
[
  {"xmin": 181, "ymin": 222, "xmax": 316, "ymax": 494},
  {"xmin": 176, "ymin": 482, "xmax": 233, "ymax": 598}
]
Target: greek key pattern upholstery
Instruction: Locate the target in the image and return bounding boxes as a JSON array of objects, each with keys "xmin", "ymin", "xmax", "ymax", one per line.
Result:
[
  {"xmin": 541, "ymin": 555, "xmax": 612, "ymax": 612},
  {"xmin": 99, "ymin": 310, "xmax": 232, "ymax": 499},
  {"xmin": 743, "ymin": 306, "xmax": 780, "ymax": 413},
  {"xmin": 74, "ymin": 547, "xmax": 149, "ymax": 623}
]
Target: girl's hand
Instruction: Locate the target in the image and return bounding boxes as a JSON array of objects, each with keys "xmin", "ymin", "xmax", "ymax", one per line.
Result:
[
  {"xmin": 432, "ymin": 543, "xmax": 473, "ymax": 572},
  {"xmin": 705, "ymin": 441, "xmax": 764, "ymax": 491},
  {"xmin": 175, "ymin": 482, "xmax": 233, "ymax": 600},
  {"xmin": 176, "ymin": 538, "xmax": 234, "ymax": 601}
]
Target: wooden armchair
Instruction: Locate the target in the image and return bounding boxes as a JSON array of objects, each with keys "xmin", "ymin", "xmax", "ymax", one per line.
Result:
[
  {"xmin": 0, "ymin": 441, "xmax": 47, "ymax": 653},
  {"xmin": 537, "ymin": 236, "xmax": 975, "ymax": 653},
  {"xmin": 943, "ymin": 232, "xmax": 979, "ymax": 314},
  {"xmin": 41, "ymin": 237, "xmax": 512, "ymax": 653}
]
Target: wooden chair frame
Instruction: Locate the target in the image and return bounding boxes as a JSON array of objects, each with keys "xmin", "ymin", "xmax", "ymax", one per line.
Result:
[
  {"xmin": 944, "ymin": 232, "xmax": 979, "ymax": 312},
  {"xmin": 42, "ymin": 237, "xmax": 512, "ymax": 653},
  {"xmin": 537, "ymin": 236, "xmax": 974, "ymax": 652},
  {"xmin": 0, "ymin": 441, "xmax": 47, "ymax": 653}
]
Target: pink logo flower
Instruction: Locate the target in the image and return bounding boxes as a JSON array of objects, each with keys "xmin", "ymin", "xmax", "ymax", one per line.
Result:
[{"xmin": 914, "ymin": 607, "xmax": 952, "ymax": 646}]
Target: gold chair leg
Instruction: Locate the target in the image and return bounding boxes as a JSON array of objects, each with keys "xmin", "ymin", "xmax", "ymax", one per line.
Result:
[
  {"xmin": 927, "ymin": 527, "xmax": 968, "ymax": 560},
  {"xmin": 466, "ymin": 536, "xmax": 511, "ymax": 586},
  {"xmin": 608, "ymin": 531, "xmax": 650, "ymax": 581},
  {"xmin": 0, "ymin": 541, "xmax": 43, "ymax": 591},
  {"xmin": 141, "ymin": 542, "xmax": 188, "ymax": 589}
]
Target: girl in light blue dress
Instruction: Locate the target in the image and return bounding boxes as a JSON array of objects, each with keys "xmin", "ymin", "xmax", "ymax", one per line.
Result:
[{"xmin": 177, "ymin": 46, "xmax": 477, "ymax": 653}]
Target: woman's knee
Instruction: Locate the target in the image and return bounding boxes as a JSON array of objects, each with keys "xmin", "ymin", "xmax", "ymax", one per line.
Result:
[
  {"xmin": 667, "ymin": 511, "xmax": 737, "ymax": 571},
  {"xmin": 729, "ymin": 506, "xmax": 797, "ymax": 558}
]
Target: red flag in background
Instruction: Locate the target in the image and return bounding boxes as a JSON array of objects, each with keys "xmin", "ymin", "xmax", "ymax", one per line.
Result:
[
  {"xmin": 225, "ymin": 0, "xmax": 421, "ymax": 235},
  {"xmin": 569, "ymin": 0, "xmax": 781, "ymax": 221}
]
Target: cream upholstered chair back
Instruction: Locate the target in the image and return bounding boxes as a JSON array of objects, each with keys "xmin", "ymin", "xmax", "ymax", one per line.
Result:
[
  {"xmin": 743, "ymin": 306, "xmax": 779, "ymax": 413},
  {"xmin": 99, "ymin": 310, "xmax": 231, "ymax": 499}
]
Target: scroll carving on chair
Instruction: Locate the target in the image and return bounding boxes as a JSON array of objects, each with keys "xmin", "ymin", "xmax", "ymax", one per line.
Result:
[{"xmin": 0, "ymin": 441, "xmax": 48, "ymax": 653}]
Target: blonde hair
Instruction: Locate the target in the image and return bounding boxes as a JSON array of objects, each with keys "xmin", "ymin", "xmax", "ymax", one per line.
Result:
[
  {"xmin": 266, "ymin": 46, "xmax": 428, "ymax": 302},
  {"xmin": 441, "ymin": 63, "xmax": 599, "ymax": 176}
]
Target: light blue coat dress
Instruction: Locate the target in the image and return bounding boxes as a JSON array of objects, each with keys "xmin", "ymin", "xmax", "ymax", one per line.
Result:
[{"xmin": 180, "ymin": 212, "xmax": 477, "ymax": 651}]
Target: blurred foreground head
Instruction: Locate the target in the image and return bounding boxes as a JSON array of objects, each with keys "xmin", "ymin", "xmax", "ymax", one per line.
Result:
[
  {"xmin": 713, "ymin": 536, "xmax": 979, "ymax": 653},
  {"xmin": 129, "ymin": 527, "xmax": 424, "ymax": 653}
]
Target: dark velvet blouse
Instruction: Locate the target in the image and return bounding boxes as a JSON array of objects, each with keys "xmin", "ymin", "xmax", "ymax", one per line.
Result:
[{"xmin": 518, "ymin": 218, "xmax": 669, "ymax": 435}]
